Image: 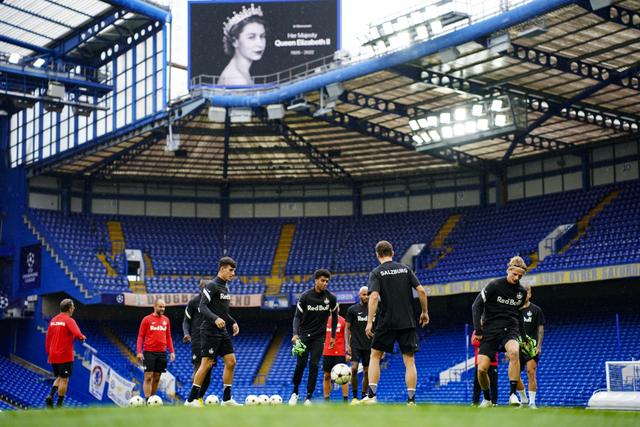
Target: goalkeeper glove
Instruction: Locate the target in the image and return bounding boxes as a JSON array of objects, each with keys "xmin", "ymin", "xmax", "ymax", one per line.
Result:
[
  {"xmin": 518, "ymin": 335, "xmax": 538, "ymax": 358},
  {"xmin": 292, "ymin": 339, "xmax": 307, "ymax": 357}
]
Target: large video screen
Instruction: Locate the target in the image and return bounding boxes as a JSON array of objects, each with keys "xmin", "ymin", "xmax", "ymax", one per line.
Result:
[{"xmin": 189, "ymin": 0, "xmax": 339, "ymax": 87}]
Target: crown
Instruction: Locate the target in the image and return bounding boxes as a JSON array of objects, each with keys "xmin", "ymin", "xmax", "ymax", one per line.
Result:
[{"xmin": 223, "ymin": 3, "xmax": 263, "ymax": 37}]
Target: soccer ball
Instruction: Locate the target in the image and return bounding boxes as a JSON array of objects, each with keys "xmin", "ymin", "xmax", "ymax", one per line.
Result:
[
  {"xmin": 269, "ymin": 394, "xmax": 283, "ymax": 405},
  {"xmin": 257, "ymin": 394, "xmax": 270, "ymax": 405},
  {"xmin": 245, "ymin": 394, "xmax": 259, "ymax": 405},
  {"xmin": 205, "ymin": 395, "xmax": 219, "ymax": 405},
  {"xmin": 128, "ymin": 395, "xmax": 146, "ymax": 407},
  {"xmin": 147, "ymin": 395, "xmax": 163, "ymax": 406},
  {"xmin": 331, "ymin": 363, "xmax": 352, "ymax": 385}
]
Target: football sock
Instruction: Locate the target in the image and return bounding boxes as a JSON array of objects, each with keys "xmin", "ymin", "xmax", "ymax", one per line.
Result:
[
  {"xmin": 223, "ymin": 384, "xmax": 232, "ymax": 401},
  {"xmin": 187, "ymin": 384, "xmax": 201, "ymax": 402},
  {"xmin": 367, "ymin": 383, "xmax": 377, "ymax": 398},
  {"xmin": 509, "ymin": 380, "xmax": 517, "ymax": 396},
  {"xmin": 482, "ymin": 388, "xmax": 491, "ymax": 401},
  {"xmin": 518, "ymin": 390, "xmax": 528, "ymax": 403},
  {"xmin": 529, "ymin": 391, "xmax": 536, "ymax": 405},
  {"xmin": 343, "ymin": 396, "xmax": 348, "ymax": 402},
  {"xmin": 48, "ymin": 385, "xmax": 58, "ymax": 399},
  {"xmin": 198, "ymin": 373, "xmax": 211, "ymax": 398},
  {"xmin": 56, "ymin": 396, "xmax": 65, "ymax": 407},
  {"xmin": 306, "ymin": 392, "xmax": 312, "ymax": 400},
  {"xmin": 324, "ymin": 396, "xmax": 330, "ymax": 401},
  {"xmin": 407, "ymin": 388, "xmax": 416, "ymax": 401}
]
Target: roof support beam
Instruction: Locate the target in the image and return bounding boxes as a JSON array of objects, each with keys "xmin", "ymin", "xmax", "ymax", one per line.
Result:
[
  {"xmin": 392, "ymin": 65, "xmax": 640, "ymax": 135},
  {"xmin": 503, "ymin": 61, "xmax": 640, "ymax": 161},
  {"xmin": 28, "ymin": 96, "xmax": 206, "ymax": 176},
  {"xmin": 309, "ymin": 107, "xmax": 490, "ymax": 171},
  {"xmin": 88, "ymin": 131, "xmax": 165, "ymax": 178},
  {"xmin": 507, "ymin": 43, "xmax": 640, "ymax": 92},
  {"xmin": 53, "ymin": 9, "xmax": 121, "ymax": 59},
  {"xmin": 104, "ymin": 0, "xmax": 171, "ymax": 23},
  {"xmin": 340, "ymin": 88, "xmax": 575, "ymax": 154},
  {"xmin": 222, "ymin": 111, "xmax": 231, "ymax": 180},
  {"xmin": 260, "ymin": 116, "xmax": 354, "ymax": 182},
  {"xmin": 0, "ymin": 35, "xmax": 55, "ymax": 56},
  {"xmin": 578, "ymin": 1, "xmax": 640, "ymax": 31}
]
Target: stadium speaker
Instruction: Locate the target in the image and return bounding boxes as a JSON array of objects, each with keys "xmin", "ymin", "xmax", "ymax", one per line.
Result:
[
  {"xmin": 229, "ymin": 107, "xmax": 252, "ymax": 123},
  {"xmin": 488, "ymin": 33, "xmax": 512, "ymax": 54},
  {"xmin": 439, "ymin": 47, "xmax": 460, "ymax": 63},
  {"xmin": 208, "ymin": 106, "xmax": 226, "ymax": 122},
  {"xmin": 325, "ymin": 82, "xmax": 344, "ymax": 101},
  {"xmin": 47, "ymin": 81, "xmax": 65, "ymax": 99},
  {"xmin": 266, "ymin": 104, "xmax": 285, "ymax": 120}
]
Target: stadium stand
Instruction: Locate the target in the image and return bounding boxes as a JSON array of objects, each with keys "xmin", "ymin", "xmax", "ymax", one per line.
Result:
[
  {"xmin": 26, "ymin": 181, "xmax": 640, "ymax": 296},
  {"xmin": 0, "ymin": 356, "xmax": 84, "ymax": 408},
  {"xmin": 3, "ymin": 0, "xmax": 640, "ymax": 414}
]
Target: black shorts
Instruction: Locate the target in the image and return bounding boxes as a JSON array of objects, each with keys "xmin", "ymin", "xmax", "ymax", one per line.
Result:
[
  {"xmin": 520, "ymin": 352, "xmax": 540, "ymax": 370},
  {"xmin": 201, "ymin": 329, "xmax": 234, "ymax": 358},
  {"xmin": 192, "ymin": 345, "xmax": 217, "ymax": 369},
  {"xmin": 143, "ymin": 351, "xmax": 167, "ymax": 373},
  {"xmin": 322, "ymin": 355, "xmax": 346, "ymax": 372},
  {"xmin": 478, "ymin": 328, "xmax": 519, "ymax": 357},
  {"xmin": 351, "ymin": 348, "xmax": 371, "ymax": 367},
  {"xmin": 52, "ymin": 362, "xmax": 73, "ymax": 378},
  {"xmin": 372, "ymin": 328, "xmax": 419, "ymax": 354}
]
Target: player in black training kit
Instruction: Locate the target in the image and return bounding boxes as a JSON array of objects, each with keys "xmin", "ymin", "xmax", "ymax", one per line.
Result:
[
  {"xmin": 185, "ymin": 257, "xmax": 242, "ymax": 407},
  {"xmin": 182, "ymin": 280, "xmax": 215, "ymax": 403},
  {"xmin": 362, "ymin": 241, "xmax": 429, "ymax": 406},
  {"xmin": 345, "ymin": 286, "xmax": 373, "ymax": 403},
  {"xmin": 472, "ymin": 256, "xmax": 528, "ymax": 407},
  {"xmin": 516, "ymin": 284, "xmax": 545, "ymax": 409},
  {"xmin": 289, "ymin": 269, "xmax": 338, "ymax": 406}
]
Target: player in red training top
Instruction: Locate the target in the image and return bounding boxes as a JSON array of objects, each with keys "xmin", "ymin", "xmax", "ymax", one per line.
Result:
[
  {"xmin": 136, "ymin": 299, "xmax": 175, "ymax": 397},
  {"xmin": 45, "ymin": 298, "xmax": 86, "ymax": 408},
  {"xmin": 322, "ymin": 314, "xmax": 349, "ymax": 402}
]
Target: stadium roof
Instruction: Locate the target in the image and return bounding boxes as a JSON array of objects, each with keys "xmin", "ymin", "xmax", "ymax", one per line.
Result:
[
  {"xmin": 27, "ymin": 0, "xmax": 640, "ymax": 183},
  {"xmin": 0, "ymin": 0, "xmax": 169, "ymax": 63}
]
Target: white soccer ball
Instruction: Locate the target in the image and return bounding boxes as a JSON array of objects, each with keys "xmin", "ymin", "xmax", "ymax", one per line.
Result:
[
  {"xmin": 147, "ymin": 395, "xmax": 163, "ymax": 406},
  {"xmin": 257, "ymin": 394, "xmax": 270, "ymax": 405},
  {"xmin": 128, "ymin": 395, "xmax": 146, "ymax": 407},
  {"xmin": 269, "ymin": 394, "xmax": 283, "ymax": 405},
  {"xmin": 331, "ymin": 363, "xmax": 352, "ymax": 385},
  {"xmin": 205, "ymin": 394, "xmax": 219, "ymax": 405},
  {"xmin": 245, "ymin": 394, "xmax": 259, "ymax": 405}
]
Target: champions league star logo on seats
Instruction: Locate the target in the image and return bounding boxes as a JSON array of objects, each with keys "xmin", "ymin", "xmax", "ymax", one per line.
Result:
[
  {"xmin": 26, "ymin": 252, "xmax": 35, "ymax": 270},
  {"xmin": 116, "ymin": 294, "xmax": 124, "ymax": 304}
]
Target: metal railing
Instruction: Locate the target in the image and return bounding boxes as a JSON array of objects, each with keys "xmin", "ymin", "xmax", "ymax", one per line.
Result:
[{"xmin": 189, "ymin": 0, "xmax": 535, "ymax": 97}]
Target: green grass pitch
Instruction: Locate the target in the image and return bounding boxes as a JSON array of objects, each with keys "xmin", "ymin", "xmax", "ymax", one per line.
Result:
[{"xmin": 1, "ymin": 404, "xmax": 639, "ymax": 427}]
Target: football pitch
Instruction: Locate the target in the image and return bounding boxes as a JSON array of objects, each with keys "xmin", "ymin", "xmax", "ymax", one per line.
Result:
[{"xmin": 2, "ymin": 404, "xmax": 639, "ymax": 427}]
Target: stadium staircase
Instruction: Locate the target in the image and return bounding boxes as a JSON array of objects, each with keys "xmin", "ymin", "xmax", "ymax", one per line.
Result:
[
  {"xmin": 265, "ymin": 223, "xmax": 296, "ymax": 294},
  {"xmin": 97, "ymin": 253, "xmax": 118, "ymax": 277},
  {"xmin": 143, "ymin": 252, "xmax": 154, "ymax": 277},
  {"xmin": 22, "ymin": 214, "xmax": 92, "ymax": 299},
  {"xmin": 102, "ymin": 327, "xmax": 140, "ymax": 365},
  {"xmin": 128, "ymin": 280, "xmax": 147, "ymax": 294},
  {"xmin": 253, "ymin": 325, "xmax": 288, "ymax": 385},
  {"xmin": 425, "ymin": 213, "xmax": 461, "ymax": 270},
  {"xmin": 107, "ymin": 220, "xmax": 125, "ymax": 256},
  {"xmin": 559, "ymin": 189, "xmax": 621, "ymax": 254}
]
